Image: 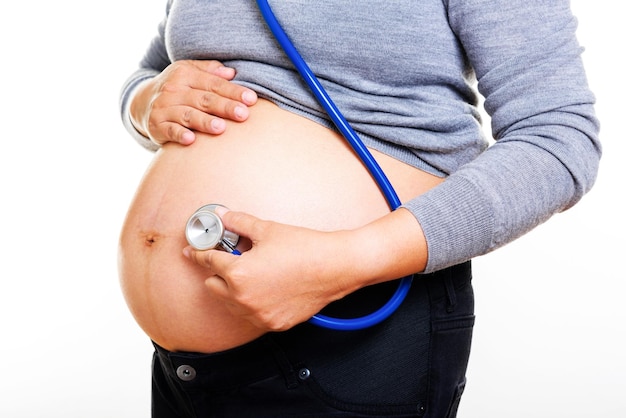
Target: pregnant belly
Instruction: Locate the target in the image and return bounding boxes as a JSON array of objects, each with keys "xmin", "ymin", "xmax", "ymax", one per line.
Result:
[{"xmin": 118, "ymin": 99, "xmax": 443, "ymax": 353}]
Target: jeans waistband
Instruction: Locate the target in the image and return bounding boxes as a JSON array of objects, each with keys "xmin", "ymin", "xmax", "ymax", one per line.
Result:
[{"xmin": 153, "ymin": 335, "xmax": 285, "ymax": 391}]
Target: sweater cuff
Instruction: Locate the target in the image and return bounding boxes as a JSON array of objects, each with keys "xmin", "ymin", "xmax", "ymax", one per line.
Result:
[
  {"xmin": 119, "ymin": 69, "xmax": 161, "ymax": 152},
  {"xmin": 402, "ymin": 175, "xmax": 495, "ymax": 273}
]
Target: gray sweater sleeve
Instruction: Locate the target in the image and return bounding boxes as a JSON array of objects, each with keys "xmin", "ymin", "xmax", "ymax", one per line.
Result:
[{"xmin": 405, "ymin": 0, "xmax": 601, "ymax": 272}]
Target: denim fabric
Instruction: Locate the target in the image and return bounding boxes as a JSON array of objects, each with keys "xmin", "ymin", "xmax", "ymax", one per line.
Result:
[{"xmin": 152, "ymin": 262, "xmax": 474, "ymax": 417}]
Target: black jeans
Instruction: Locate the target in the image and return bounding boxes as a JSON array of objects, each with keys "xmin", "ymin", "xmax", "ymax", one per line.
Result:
[{"xmin": 152, "ymin": 262, "xmax": 474, "ymax": 417}]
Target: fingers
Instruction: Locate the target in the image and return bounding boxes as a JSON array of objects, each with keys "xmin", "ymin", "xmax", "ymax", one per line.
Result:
[
  {"xmin": 136, "ymin": 60, "xmax": 258, "ymax": 145},
  {"xmin": 192, "ymin": 87, "xmax": 252, "ymax": 123},
  {"xmin": 149, "ymin": 104, "xmax": 228, "ymax": 145},
  {"xmin": 183, "ymin": 245, "xmax": 237, "ymax": 276},
  {"xmin": 184, "ymin": 60, "xmax": 258, "ymax": 124},
  {"xmin": 152, "ymin": 88, "xmax": 256, "ymax": 145},
  {"xmin": 213, "ymin": 206, "xmax": 260, "ymax": 238},
  {"xmin": 196, "ymin": 60, "xmax": 238, "ymax": 80},
  {"xmin": 190, "ymin": 61, "xmax": 258, "ymax": 106}
]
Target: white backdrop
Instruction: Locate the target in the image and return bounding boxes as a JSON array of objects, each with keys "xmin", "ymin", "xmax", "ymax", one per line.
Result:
[{"xmin": 0, "ymin": 1, "xmax": 622, "ymax": 417}]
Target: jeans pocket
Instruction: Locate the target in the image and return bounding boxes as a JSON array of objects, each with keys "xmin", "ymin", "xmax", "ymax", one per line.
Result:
[{"xmin": 426, "ymin": 315, "xmax": 474, "ymax": 418}]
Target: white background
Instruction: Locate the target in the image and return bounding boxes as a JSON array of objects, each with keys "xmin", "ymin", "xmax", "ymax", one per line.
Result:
[{"xmin": 0, "ymin": 1, "xmax": 623, "ymax": 417}]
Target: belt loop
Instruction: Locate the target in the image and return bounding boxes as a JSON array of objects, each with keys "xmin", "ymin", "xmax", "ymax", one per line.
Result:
[
  {"xmin": 265, "ymin": 335, "xmax": 299, "ymax": 389},
  {"xmin": 444, "ymin": 269, "xmax": 457, "ymax": 313}
]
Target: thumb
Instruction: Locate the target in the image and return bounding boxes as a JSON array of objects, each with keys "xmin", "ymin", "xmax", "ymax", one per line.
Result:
[{"xmin": 215, "ymin": 206, "xmax": 262, "ymax": 240}]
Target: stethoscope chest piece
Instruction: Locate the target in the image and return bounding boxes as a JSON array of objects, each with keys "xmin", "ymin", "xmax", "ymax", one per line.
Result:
[{"xmin": 185, "ymin": 204, "xmax": 239, "ymax": 252}]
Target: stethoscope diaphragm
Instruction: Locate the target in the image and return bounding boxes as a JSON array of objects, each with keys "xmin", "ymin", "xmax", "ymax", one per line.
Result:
[{"xmin": 185, "ymin": 204, "xmax": 239, "ymax": 252}]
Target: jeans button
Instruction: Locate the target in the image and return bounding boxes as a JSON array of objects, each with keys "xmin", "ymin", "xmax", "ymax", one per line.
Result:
[
  {"xmin": 176, "ymin": 365, "xmax": 197, "ymax": 381},
  {"xmin": 298, "ymin": 368, "xmax": 311, "ymax": 380}
]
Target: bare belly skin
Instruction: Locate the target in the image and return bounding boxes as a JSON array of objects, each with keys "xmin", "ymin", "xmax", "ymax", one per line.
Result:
[{"xmin": 118, "ymin": 99, "xmax": 443, "ymax": 353}]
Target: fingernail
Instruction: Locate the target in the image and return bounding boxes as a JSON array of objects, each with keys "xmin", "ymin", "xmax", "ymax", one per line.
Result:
[
  {"xmin": 234, "ymin": 105, "xmax": 247, "ymax": 120},
  {"xmin": 218, "ymin": 66, "xmax": 236, "ymax": 77},
  {"xmin": 181, "ymin": 131, "xmax": 195, "ymax": 144},
  {"xmin": 211, "ymin": 118, "xmax": 226, "ymax": 132},
  {"xmin": 242, "ymin": 90, "xmax": 257, "ymax": 105},
  {"xmin": 214, "ymin": 205, "xmax": 229, "ymax": 217},
  {"xmin": 182, "ymin": 247, "xmax": 191, "ymax": 258}
]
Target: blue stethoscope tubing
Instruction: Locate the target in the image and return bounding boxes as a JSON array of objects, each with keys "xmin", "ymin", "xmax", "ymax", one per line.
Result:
[{"xmin": 256, "ymin": 0, "xmax": 413, "ymax": 331}]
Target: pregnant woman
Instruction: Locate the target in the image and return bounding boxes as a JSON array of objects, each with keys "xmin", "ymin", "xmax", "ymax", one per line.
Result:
[{"xmin": 118, "ymin": 1, "xmax": 600, "ymax": 417}]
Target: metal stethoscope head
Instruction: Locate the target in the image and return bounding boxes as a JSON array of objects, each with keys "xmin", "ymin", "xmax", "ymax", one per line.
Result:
[{"xmin": 185, "ymin": 204, "xmax": 240, "ymax": 253}]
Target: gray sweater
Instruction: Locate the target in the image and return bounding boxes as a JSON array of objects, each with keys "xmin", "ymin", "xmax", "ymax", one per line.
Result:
[{"xmin": 120, "ymin": 0, "xmax": 601, "ymax": 273}]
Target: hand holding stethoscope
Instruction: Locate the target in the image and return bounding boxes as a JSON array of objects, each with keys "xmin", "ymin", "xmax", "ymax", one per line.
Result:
[{"xmin": 183, "ymin": 205, "xmax": 360, "ymax": 332}]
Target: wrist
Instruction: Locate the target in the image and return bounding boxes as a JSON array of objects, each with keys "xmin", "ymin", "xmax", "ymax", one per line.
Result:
[
  {"xmin": 128, "ymin": 81, "xmax": 152, "ymax": 138},
  {"xmin": 349, "ymin": 208, "xmax": 428, "ymax": 286}
]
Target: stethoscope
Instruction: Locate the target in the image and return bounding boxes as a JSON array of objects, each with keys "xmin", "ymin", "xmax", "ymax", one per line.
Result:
[{"xmin": 185, "ymin": 0, "xmax": 413, "ymax": 331}]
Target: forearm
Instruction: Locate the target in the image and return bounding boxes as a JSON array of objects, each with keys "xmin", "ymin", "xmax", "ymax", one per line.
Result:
[{"xmin": 338, "ymin": 208, "xmax": 428, "ymax": 293}]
